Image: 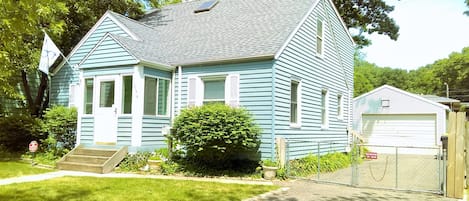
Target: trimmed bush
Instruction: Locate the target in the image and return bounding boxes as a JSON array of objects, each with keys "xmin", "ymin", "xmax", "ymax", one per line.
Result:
[
  {"xmin": 172, "ymin": 104, "xmax": 261, "ymax": 169},
  {"xmin": 0, "ymin": 114, "xmax": 42, "ymax": 152},
  {"xmin": 41, "ymin": 106, "xmax": 77, "ymax": 157}
]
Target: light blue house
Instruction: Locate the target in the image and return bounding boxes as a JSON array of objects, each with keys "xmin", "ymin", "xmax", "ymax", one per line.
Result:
[{"xmin": 51, "ymin": 0, "xmax": 354, "ymax": 159}]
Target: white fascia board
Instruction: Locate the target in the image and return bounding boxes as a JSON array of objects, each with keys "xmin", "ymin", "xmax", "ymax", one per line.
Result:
[
  {"xmin": 52, "ymin": 11, "xmax": 139, "ymax": 75},
  {"xmin": 274, "ymin": 0, "xmax": 355, "ymax": 60},
  {"xmin": 354, "ymin": 85, "xmax": 450, "ymax": 111},
  {"xmin": 139, "ymin": 60, "xmax": 174, "ymax": 71}
]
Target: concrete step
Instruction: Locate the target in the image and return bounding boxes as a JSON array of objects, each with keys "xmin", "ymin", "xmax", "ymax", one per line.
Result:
[
  {"xmin": 65, "ymin": 155, "xmax": 109, "ymax": 164},
  {"xmin": 57, "ymin": 145, "xmax": 128, "ymax": 174},
  {"xmin": 73, "ymin": 148, "xmax": 118, "ymax": 157},
  {"xmin": 57, "ymin": 161, "xmax": 104, "ymax": 174}
]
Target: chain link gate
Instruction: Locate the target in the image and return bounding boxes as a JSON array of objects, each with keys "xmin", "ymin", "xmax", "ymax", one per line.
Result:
[{"xmin": 285, "ymin": 139, "xmax": 444, "ymax": 194}]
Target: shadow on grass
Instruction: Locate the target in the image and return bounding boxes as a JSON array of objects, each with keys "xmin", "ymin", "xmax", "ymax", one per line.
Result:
[{"xmin": 0, "ymin": 187, "xmax": 92, "ymax": 201}]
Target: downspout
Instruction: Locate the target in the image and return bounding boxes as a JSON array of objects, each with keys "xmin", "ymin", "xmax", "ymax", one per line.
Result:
[
  {"xmin": 178, "ymin": 66, "xmax": 182, "ymax": 114},
  {"xmin": 271, "ymin": 62, "xmax": 276, "ymax": 160},
  {"xmin": 171, "ymin": 68, "xmax": 176, "ymax": 124}
]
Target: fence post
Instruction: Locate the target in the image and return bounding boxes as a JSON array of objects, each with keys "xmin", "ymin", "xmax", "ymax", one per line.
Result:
[
  {"xmin": 454, "ymin": 112, "xmax": 465, "ymax": 198},
  {"xmin": 465, "ymin": 121, "xmax": 469, "ymax": 189},
  {"xmin": 395, "ymin": 146, "xmax": 398, "ymax": 189},
  {"xmin": 275, "ymin": 137, "xmax": 286, "ymax": 168},
  {"xmin": 447, "ymin": 112, "xmax": 457, "ymax": 198},
  {"xmin": 317, "ymin": 142, "xmax": 320, "ymax": 180}
]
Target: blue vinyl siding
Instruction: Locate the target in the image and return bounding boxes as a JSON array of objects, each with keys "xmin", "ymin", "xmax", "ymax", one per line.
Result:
[
  {"xmin": 51, "ymin": 16, "xmax": 131, "ymax": 106},
  {"xmin": 273, "ymin": 0, "xmax": 354, "ymax": 159},
  {"xmin": 80, "ymin": 117, "xmax": 94, "ymax": 144},
  {"xmin": 117, "ymin": 116, "xmax": 132, "ymax": 146},
  {"xmin": 82, "ymin": 66, "xmax": 134, "ymax": 77},
  {"xmin": 174, "ymin": 60, "xmax": 274, "ymax": 158},
  {"xmin": 80, "ymin": 35, "xmax": 138, "ymax": 69},
  {"xmin": 141, "ymin": 116, "xmax": 171, "ymax": 148},
  {"xmin": 144, "ymin": 67, "xmax": 172, "ymax": 79}
]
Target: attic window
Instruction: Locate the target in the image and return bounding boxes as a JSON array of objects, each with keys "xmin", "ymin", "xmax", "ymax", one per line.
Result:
[
  {"xmin": 194, "ymin": 0, "xmax": 218, "ymax": 13},
  {"xmin": 381, "ymin": 99, "xmax": 390, "ymax": 107}
]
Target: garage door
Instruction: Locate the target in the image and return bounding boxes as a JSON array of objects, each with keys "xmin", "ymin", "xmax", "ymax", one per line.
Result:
[{"xmin": 361, "ymin": 114, "xmax": 437, "ymax": 154}]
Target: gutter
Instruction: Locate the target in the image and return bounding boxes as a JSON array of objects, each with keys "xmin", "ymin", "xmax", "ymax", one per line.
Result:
[{"xmin": 174, "ymin": 55, "xmax": 274, "ymax": 67}]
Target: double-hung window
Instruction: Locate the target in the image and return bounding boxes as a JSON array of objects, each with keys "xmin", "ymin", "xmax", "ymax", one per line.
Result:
[
  {"xmin": 321, "ymin": 89, "xmax": 329, "ymax": 128},
  {"xmin": 122, "ymin": 76, "xmax": 133, "ymax": 114},
  {"xmin": 290, "ymin": 80, "xmax": 301, "ymax": 127},
  {"xmin": 316, "ymin": 19, "xmax": 324, "ymax": 55},
  {"xmin": 187, "ymin": 74, "xmax": 239, "ymax": 107},
  {"xmin": 337, "ymin": 94, "xmax": 343, "ymax": 119},
  {"xmin": 203, "ymin": 79, "xmax": 225, "ymax": 104},
  {"xmin": 144, "ymin": 77, "xmax": 170, "ymax": 116},
  {"xmin": 84, "ymin": 78, "xmax": 94, "ymax": 114}
]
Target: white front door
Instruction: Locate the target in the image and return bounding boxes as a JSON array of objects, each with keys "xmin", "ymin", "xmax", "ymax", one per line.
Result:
[{"xmin": 94, "ymin": 75, "xmax": 119, "ymax": 144}]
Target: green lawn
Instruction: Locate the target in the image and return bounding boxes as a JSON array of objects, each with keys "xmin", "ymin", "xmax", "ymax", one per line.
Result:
[
  {"xmin": 0, "ymin": 161, "xmax": 54, "ymax": 179},
  {"xmin": 0, "ymin": 176, "xmax": 277, "ymax": 201}
]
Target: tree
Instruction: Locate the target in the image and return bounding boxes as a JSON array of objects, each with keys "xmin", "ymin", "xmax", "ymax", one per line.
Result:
[
  {"xmin": 333, "ymin": 0, "xmax": 399, "ymax": 48},
  {"xmin": 465, "ymin": 0, "xmax": 469, "ymax": 16},
  {"xmin": 0, "ymin": 0, "xmax": 148, "ymax": 116},
  {"xmin": 0, "ymin": 0, "xmax": 68, "ymax": 116}
]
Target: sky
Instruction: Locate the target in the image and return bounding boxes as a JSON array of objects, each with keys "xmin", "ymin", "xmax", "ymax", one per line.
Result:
[{"xmin": 361, "ymin": 0, "xmax": 469, "ymax": 71}]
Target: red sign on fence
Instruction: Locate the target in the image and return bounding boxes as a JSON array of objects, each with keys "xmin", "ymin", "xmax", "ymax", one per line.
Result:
[{"xmin": 365, "ymin": 152, "xmax": 378, "ymax": 160}]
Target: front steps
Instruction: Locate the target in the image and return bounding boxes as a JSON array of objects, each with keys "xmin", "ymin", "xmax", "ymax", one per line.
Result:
[{"xmin": 57, "ymin": 145, "xmax": 127, "ymax": 174}]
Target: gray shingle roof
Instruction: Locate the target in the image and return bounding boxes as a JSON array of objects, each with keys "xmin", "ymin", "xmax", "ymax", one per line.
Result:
[
  {"xmin": 420, "ymin": 94, "xmax": 460, "ymax": 104},
  {"xmin": 108, "ymin": 0, "xmax": 317, "ymax": 66}
]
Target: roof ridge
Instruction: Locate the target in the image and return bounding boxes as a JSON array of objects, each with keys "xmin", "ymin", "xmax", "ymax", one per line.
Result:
[{"xmin": 107, "ymin": 10, "xmax": 160, "ymax": 34}]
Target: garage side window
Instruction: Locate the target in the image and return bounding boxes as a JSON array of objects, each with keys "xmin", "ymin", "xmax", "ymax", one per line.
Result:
[{"xmin": 321, "ymin": 89, "xmax": 329, "ymax": 128}]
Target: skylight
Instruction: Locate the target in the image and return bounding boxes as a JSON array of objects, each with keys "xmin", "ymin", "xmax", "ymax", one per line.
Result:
[{"xmin": 194, "ymin": 0, "xmax": 219, "ymax": 13}]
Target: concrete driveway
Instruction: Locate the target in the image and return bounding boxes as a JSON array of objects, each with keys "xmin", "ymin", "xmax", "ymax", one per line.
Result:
[{"xmin": 253, "ymin": 180, "xmax": 457, "ymax": 201}]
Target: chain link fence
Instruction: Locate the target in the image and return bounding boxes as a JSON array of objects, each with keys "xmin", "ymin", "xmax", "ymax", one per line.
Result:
[{"xmin": 284, "ymin": 139, "xmax": 444, "ymax": 194}]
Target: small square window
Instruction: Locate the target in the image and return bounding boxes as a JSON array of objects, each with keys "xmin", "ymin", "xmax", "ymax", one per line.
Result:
[{"xmin": 382, "ymin": 99, "xmax": 390, "ymax": 107}]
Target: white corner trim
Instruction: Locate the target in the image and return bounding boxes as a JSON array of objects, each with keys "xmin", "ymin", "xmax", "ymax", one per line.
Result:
[{"xmin": 53, "ymin": 11, "xmax": 139, "ymax": 74}]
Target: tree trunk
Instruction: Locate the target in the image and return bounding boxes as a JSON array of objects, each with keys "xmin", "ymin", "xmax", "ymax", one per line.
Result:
[{"xmin": 21, "ymin": 70, "xmax": 48, "ymax": 117}]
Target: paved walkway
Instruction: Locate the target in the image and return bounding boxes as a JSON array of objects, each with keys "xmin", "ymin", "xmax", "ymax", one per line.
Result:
[
  {"xmin": 1, "ymin": 172, "xmax": 465, "ymax": 201},
  {"xmin": 0, "ymin": 170, "xmax": 273, "ymax": 186}
]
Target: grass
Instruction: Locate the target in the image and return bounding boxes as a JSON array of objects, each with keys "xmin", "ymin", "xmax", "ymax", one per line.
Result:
[
  {"xmin": 0, "ymin": 161, "xmax": 55, "ymax": 179},
  {"xmin": 0, "ymin": 176, "xmax": 278, "ymax": 201}
]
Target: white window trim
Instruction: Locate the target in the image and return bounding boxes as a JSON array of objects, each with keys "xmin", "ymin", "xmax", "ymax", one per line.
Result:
[
  {"xmin": 120, "ymin": 74, "xmax": 133, "ymax": 117},
  {"xmin": 82, "ymin": 77, "xmax": 95, "ymax": 117},
  {"xmin": 337, "ymin": 93, "xmax": 344, "ymax": 120},
  {"xmin": 143, "ymin": 75, "xmax": 171, "ymax": 117},
  {"xmin": 187, "ymin": 73, "xmax": 240, "ymax": 108},
  {"xmin": 316, "ymin": 19, "xmax": 325, "ymax": 58},
  {"xmin": 290, "ymin": 80, "xmax": 302, "ymax": 128},
  {"xmin": 321, "ymin": 89, "xmax": 329, "ymax": 129}
]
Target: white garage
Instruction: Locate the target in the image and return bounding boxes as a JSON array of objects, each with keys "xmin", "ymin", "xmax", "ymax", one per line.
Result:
[{"xmin": 353, "ymin": 85, "xmax": 449, "ymax": 154}]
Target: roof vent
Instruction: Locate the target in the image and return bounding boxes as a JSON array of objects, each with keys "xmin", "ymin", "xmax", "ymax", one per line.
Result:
[{"xmin": 194, "ymin": 0, "xmax": 219, "ymax": 13}]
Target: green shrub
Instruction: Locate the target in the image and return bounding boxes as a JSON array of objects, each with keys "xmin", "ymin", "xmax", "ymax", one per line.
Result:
[
  {"xmin": 118, "ymin": 152, "xmax": 152, "ymax": 172},
  {"xmin": 160, "ymin": 161, "xmax": 180, "ymax": 175},
  {"xmin": 0, "ymin": 114, "xmax": 42, "ymax": 152},
  {"xmin": 172, "ymin": 104, "xmax": 261, "ymax": 169},
  {"xmin": 41, "ymin": 106, "xmax": 77, "ymax": 157},
  {"xmin": 289, "ymin": 152, "xmax": 351, "ymax": 177},
  {"xmin": 261, "ymin": 159, "xmax": 278, "ymax": 167}
]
